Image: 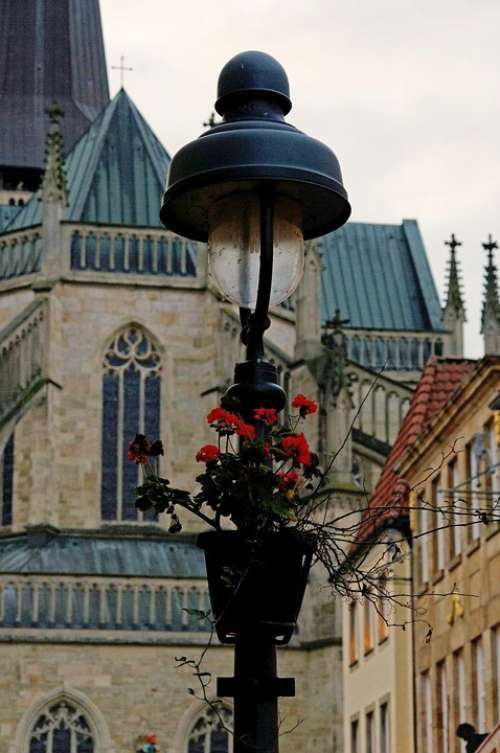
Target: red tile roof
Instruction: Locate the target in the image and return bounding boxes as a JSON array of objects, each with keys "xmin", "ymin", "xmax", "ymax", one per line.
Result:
[{"xmin": 353, "ymin": 357, "xmax": 476, "ymax": 550}]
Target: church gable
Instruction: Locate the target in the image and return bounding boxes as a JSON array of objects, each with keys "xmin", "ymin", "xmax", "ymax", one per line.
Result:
[
  {"xmin": 6, "ymin": 90, "xmax": 171, "ymax": 231},
  {"xmin": 319, "ymin": 219, "xmax": 444, "ymax": 332}
]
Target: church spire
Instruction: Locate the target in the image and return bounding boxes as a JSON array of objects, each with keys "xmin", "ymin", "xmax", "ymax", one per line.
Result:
[
  {"xmin": 481, "ymin": 235, "xmax": 500, "ymax": 355},
  {"xmin": 0, "ymin": 0, "xmax": 109, "ymax": 190},
  {"xmin": 442, "ymin": 233, "xmax": 466, "ymax": 356},
  {"xmin": 444, "ymin": 234, "xmax": 465, "ymax": 315}
]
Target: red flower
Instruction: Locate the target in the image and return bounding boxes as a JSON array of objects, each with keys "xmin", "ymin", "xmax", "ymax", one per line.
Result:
[
  {"xmin": 207, "ymin": 407, "xmax": 240, "ymax": 433},
  {"xmin": 235, "ymin": 419, "xmax": 256, "ymax": 441},
  {"xmin": 195, "ymin": 444, "xmax": 220, "ymax": 463},
  {"xmin": 254, "ymin": 407, "xmax": 278, "ymax": 426},
  {"xmin": 263, "ymin": 441, "xmax": 272, "ymax": 459},
  {"xmin": 281, "ymin": 433, "xmax": 312, "ymax": 466},
  {"xmin": 291, "ymin": 394, "xmax": 318, "ymax": 417},
  {"xmin": 277, "ymin": 470, "xmax": 300, "ymax": 492},
  {"xmin": 128, "ymin": 434, "xmax": 150, "ymax": 464}
]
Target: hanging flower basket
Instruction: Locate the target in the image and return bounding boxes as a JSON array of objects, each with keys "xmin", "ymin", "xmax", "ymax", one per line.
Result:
[{"xmin": 197, "ymin": 530, "xmax": 313, "ymax": 645}]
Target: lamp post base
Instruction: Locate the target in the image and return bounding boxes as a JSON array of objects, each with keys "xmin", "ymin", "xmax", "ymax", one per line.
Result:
[{"xmin": 218, "ymin": 632, "xmax": 295, "ymax": 753}]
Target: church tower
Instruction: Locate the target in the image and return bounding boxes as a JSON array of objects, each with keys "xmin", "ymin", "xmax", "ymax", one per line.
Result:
[
  {"xmin": 0, "ymin": 0, "xmax": 109, "ymax": 203},
  {"xmin": 442, "ymin": 233, "xmax": 466, "ymax": 356}
]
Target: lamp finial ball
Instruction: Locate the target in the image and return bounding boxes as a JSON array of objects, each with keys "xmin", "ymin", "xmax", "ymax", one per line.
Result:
[{"xmin": 215, "ymin": 51, "xmax": 292, "ymax": 116}]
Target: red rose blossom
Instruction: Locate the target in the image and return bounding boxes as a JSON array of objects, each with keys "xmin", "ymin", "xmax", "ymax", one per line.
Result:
[
  {"xmin": 206, "ymin": 407, "xmax": 240, "ymax": 433},
  {"xmin": 195, "ymin": 444, "xmax": 220, "ymax": 463},
  {"xmin": 128, "ymin": 434, "xmax": 151, "ymax": 464},
  {"xmin": 291, "ymin": 394, "xmax": 318, "ymax": 417},
  {"xmin": 254, "ymin": 407, "xmax": 278, "ymax": 426},
  {"xmin": 235, "ymin": 419, "xmax": 256, "ymax": 441},
  {"xmin": 277, "ymin": 470, "xmax": 300, "ymax": 492},
  {"xmin": 281, "ymin": 432, "xmax": 312, "ymax": 466}
]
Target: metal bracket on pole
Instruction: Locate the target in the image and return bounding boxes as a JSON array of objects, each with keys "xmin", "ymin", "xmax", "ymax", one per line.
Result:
[{"xmin": 217, "ymin": 676, "xmax": 295, "ymax": 698}]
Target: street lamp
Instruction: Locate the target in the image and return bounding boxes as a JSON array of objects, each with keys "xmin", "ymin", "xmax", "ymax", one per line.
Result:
[{"xmin": 161, "ymin": 50, "xmax": 350, "ymax": 753}]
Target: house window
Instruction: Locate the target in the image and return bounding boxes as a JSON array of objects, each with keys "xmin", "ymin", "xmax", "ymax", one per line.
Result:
[
  {"xmin": 187, "ymin": 706, "xmax": 232, "ymax": 753},
  {"xmin": 472, "ymin": 637, "xmax": 486, "ymax": 732},
  {"xmin": 422, "ymin": 671, "xmax": 433, "ymax": 753},
  {"xmin": 349, "ymin": 601, "xmax": 359, "ymax": 665},
  {"xmin": 378, "ymin": 575, "xmax": 390, "ymax": 642},
  {"xmin": 28, "ymin": 700, "xmax": 95, "ymax": 753},
  {"xmin": 101, "ymin": 327, "xmax": 161, "ymax": 521},
  {"xmin": 363, "ymin": 596, "xmax": 375, "ymax": 654},
  {"xmin": 366, "ymin": 711, "xmax": 375, "ymax": 753},
  {"xmin": 466, "ymin": 440, "xmax": 481, "ymax": 540},
  {"xmin": 433, "ymin": 475, "xmax": 445, "ymax": 571},
  {"xmin": 485, "ymin": 418, "xmax": 500, "ymax": 508},
  {"xmin": 418, "ymin": 500, "xmax": 430, "ymax": 584},
  {"xmin": 437, "ymin": 660, "xmax": 449, "ymax": 753},
  {"xmin": 453, "ymin": 649, "xmax": 467, "ymax": 753},
  {"xmin": 350, "ymin": 718, "xmax": 359, "ymax": 753},
  {"xmin": 380, "ymin": 701, "xmax": 390, "ymax": 753},
  {"xmin": 1, "ymin": 434, "xmax": 14, "ymax": 525},
  {"xmin": 448, "ymin": 459, "xmax": 462, "ymax": 557},
  {"xmin": 493, "ymin": 625, "xmax": 500, "ymax": 725}
]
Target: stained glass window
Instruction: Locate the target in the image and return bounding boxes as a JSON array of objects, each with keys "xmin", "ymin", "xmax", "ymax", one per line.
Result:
[
  {"xmin": 29, "ymin": 701, "xmax": 94, "ymax": 753},
  {"xmin": 187, "ymin": 706, "xmax": 232, "ymax": 753},
  {"xmin": 1, "ymin": 433, "xmax": 14, "ymax": 526},
  {"xmin": 101, "ymin": 327, "xmax": 161, "ymax": 521}
]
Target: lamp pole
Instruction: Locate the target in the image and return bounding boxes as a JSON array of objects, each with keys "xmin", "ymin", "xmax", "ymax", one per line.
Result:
[{"xmin": 160, "ymin": 50, "xmax": 351, "ymax": 753}]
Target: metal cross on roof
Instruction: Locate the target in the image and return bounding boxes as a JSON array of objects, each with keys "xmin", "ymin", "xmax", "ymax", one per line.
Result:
[
  {"xmin": 324, "ymin": 307, "xmax": 350, "ymax": 332},
  {"xmin": 112, "ymin": 55, "xmax": 133, "ymax": 88},
  {"xmin": 444, "ymin": 233, "xmax": 462, "ymax": 252},
  {"xmin": 203, "ymin": 112, "xmax": 221, "ymax": 128},
  {"xmin": 482, "ymin": 234, "xmax": 498, "ymax": 254}
]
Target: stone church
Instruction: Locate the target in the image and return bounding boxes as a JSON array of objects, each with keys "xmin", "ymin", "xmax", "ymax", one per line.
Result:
[{"xmin": 0, "ymin": 1, "xmax": 474, "ymax": 752}]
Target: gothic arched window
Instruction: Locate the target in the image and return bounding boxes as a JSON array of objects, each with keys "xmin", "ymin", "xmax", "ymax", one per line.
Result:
[
  {"xmin": 28, "ymin": 700, "xmax": 95, "ymax": 753},
  {"xmin": 1, "ymin": 433, "xmax": 14, "ymax": 526},
  {"xmin": 187, "ymin": 706, "xmax": 232, "ymax": 753},
  {"xmin": 101, "ymin": 326, "xmax": 161, "ymax": 521}
]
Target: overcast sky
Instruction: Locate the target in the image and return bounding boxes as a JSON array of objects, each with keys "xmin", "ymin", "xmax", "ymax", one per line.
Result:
[{"xmin": 101, "ymin": 0, "xmax": 500, "ymax": 358}]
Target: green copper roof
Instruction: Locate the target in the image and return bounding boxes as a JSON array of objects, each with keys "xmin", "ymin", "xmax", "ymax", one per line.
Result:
[
  {"xmin": 319, "ymin": 219, "xmax": 444, "ymax": 332},
  {"xmin": 0, "ymin": 531, "xmax": 205, "ymax": 577},
  {"xmin": 7, "ymin": 89, "xmax": 170, "ymax": 231}
]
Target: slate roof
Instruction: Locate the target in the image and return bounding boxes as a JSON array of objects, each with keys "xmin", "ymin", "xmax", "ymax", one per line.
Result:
[
  {"xmin": 353, "ymin": 357, "xmax": 476, "ymax": 550},
  {"xmin": 6, "ymin": 89, "xmax": 171, "ymax": 230},
  {"xmin": 0, "ymin": 531, "xmax": 206, "ymax": 577},
  {"xmin": 0, "ymin": 0, "xmax": 109, "ymax": 170},
  {"xmin": 319, "ymin": 219, "xmax": 444, "ymax": 332}
]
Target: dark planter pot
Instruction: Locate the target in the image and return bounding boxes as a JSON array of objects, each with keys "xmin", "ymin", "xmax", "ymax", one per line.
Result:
[{"xmin": 197, "ymin": 530, "xmax": 313, "ymax": 645}]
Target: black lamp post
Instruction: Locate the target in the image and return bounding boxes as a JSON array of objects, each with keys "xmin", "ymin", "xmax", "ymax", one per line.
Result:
[{"xmin": 161, "ymin": 50, "xmax": 350, "ymax": 753}]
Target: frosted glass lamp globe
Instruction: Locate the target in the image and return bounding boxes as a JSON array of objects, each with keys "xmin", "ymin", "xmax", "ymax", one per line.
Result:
[{"xmin": 208, "ymin": 194, "xmax": 304, "ymax": 308}]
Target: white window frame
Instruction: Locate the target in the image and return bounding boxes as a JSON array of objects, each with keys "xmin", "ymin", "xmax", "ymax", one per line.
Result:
[
  {"xmin": 473, "ymin": 637, "xmax": 486, "ymax": 732},
  {"xmin": 380, "ymin": 701, "xmax": 390, "ymax": 753},
  {"xmin": 489, "ymin": 420, "xmax": 499, "ymax": 495},
  {"xmin": 451, "ymin": 460, "xmax": 462, "ymax": 556},
  {"xmin": 423, "ymin": 671, "xmax": 433, "ymax": 753},
  {"xmin": 495, "ymin": 625, "xmax": 500, "ymax": 725},
  {"xmin": 470, "ymin": 441, "xmax": 481, "ymax": 540},
  {"xmin": 436, "ymin": 482, "xmax": 446, "ymax": 571},
  {"xmin": 420, "ymin": 505, "xmax": 430, "ymax": 583},
  {"xmin": 438, "ymin": 661, "xmax": 449, "ymax": 753}
]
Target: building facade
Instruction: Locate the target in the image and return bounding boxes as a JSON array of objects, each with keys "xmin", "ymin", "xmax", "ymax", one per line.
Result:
[
  {"xmin": 406, "ymin": 357, "xmax": 500, "ymax": 753},
  {"xmin": 0, "ymin": 2, "xmax": 471, "ymax": 752}
]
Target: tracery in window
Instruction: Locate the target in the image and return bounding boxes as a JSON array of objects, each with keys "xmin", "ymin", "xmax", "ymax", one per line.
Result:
[
  {"xmin": 28, "ymin": 701, "xmax": 94, "ymax": 753},
  {"xmin": 101, "ymin": 326, "xmax": 161, "ymax": 521},
  {"xmin": 187, "ymin": 706, "xmax": 232, "ymax": 753}
]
